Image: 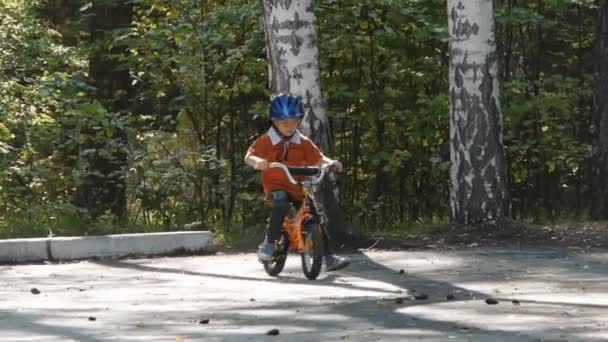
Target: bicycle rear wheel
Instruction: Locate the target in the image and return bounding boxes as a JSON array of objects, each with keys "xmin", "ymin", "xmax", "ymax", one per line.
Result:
[{"xmin": 263, "ymin": 232, "xmax": 289, "ymax": 276}]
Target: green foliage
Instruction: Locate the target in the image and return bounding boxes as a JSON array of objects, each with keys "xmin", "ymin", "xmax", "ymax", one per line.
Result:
[
  {"xmin": 317, "ymin": 0, "xmax": 450, "ymax": 226},
  {"xmin": 496, "ymin": 0, "xmax": 596, "ymax": 219},
  {"xmin": 125, "ymin": 0, "xmax": 269, "ymax": 231},
  {"xmin": 0, "ymin": 0, "xmax": 601, "ymax": 238},
  {"xmin": 0, "ymin": 0, "xmax": 82, "ymax": 224}
]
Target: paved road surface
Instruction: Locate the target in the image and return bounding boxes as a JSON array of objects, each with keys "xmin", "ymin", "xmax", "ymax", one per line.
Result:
[{"xmin": 1, "ymin": 247, "xmax": 607, "ymax": 341}]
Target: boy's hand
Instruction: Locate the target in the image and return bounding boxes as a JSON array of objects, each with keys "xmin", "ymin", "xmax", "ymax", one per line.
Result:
[
  {"xmin": 255, "ymin": 159, "xmax": 269, "ymax": 171},
  {"xmin": 244, "ymin": 153, "xmax": 269, "ymax": 170},
  {"xmin": 329, "ymin": 160, "xmax": 343, "ymax": 173}
]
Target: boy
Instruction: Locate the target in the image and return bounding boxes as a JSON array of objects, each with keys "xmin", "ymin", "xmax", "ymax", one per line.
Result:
[{"xmin": 244, "ymin": 93, "xmax": 349, "ymax": 272}]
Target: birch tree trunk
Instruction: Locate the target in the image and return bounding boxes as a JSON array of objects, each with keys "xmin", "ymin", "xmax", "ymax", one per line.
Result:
[
  {"xmin": 263, "ymin": 0, "xmax": 331, "ymax": 150},
  {"xmin": 263, "ymin": 0, "xmax": 354, "ymax": 243},
  {"xmin": 592, "ymin": 0, "xmax": 608, "ymax": 219},
  {"xmin": 447, "ymin": 0, "xmax": 510, "ymax": 224}
]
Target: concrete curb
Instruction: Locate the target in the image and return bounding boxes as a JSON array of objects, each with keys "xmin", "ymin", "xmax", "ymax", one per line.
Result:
[{"xmin": 0, "ymin": 231, "xmax": 213, "ymax": 264}]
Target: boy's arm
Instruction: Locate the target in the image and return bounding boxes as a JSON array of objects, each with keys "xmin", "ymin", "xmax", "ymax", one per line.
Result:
[
  {"xmin": 316, "ymin": 153, "xmax": 343, "ymax": 173},
  {"xmin": 244, "ymin": 149, "xmax": 269, "ymax": 171}
]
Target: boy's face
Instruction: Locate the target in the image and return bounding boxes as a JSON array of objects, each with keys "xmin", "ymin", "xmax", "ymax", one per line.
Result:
[{"xmin": 273, "ymin": 118, "xmax": 299, "ymax": 137}]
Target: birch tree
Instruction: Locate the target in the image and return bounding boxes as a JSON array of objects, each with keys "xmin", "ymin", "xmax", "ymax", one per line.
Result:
[
  {"xmin": 262, "ymin": 0, "xmax": 330, "ymax": 149},
  {"xmin": 262, "ymin": 0, "xmax": 353, "ymax": 241},
  {"xmin": 447, "ymin": 0, "xmax": 510, "ymax": 223},
  {"xmin": 592, "ymin": 0, "xmax": 608, "ymax": 219}
]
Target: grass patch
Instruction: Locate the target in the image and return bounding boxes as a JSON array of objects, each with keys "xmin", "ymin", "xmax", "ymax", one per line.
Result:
[
  {"xmin": 0, "ymin": 204, "xmax": 197, "ymax": 239},
  {"xmin": 212, "ymin": 224, "xmax": 266, "ymax": 248},
  {"xmin": 354, "ymin": 221, "xmax": 446, "ymax": 240}
]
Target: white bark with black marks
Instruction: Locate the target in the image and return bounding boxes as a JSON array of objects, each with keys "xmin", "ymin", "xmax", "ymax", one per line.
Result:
[
  {"xmin": 263, "ymin": 0, "xmax": 331, "ymax": 153},
  {"xmin": 447, "ymin": 0, "xmax": 510, "ymax": 224}
]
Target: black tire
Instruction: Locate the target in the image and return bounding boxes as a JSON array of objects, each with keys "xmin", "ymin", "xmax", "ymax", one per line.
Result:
[
  {"xmin": 263, "ymin": 232, "xmax": 289, "ymax": 276},
  {"xmin": 301, "ymin": 223, "xmax": 325, "ymax": 280}
]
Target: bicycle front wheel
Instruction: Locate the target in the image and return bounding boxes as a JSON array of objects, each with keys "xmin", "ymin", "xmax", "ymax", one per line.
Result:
[{"xmin": 301, "ymin": 224, "xmax": 324, "ymax": 280}]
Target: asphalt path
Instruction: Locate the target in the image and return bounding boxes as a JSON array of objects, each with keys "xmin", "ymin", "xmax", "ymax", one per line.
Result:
[{"xmin": 1, "ymin": 247, "xmax": 607, "ymax": 341}]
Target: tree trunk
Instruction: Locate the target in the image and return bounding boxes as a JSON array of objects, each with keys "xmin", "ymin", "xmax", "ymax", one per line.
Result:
[
  {"xmin": 262, "ymin": 0, "xmax": 355, "ymax": 243},
  {"xmin": 76, "ymin": 1, "xmax": 132, "ymax": 219},
  {"xmin": 592, "ymin": 0, "xmax": 608, "ymax": 219},
  {"xmin": 37, "ymin": 0, "xmax": 86, "ymax": 46},
  {"xmin": 447, "ymin": 0, "xmax": 510, "ymax": 223},
  {"xmin": 369, "ymin": 30, "xmax": 386, "ymax": 203}
]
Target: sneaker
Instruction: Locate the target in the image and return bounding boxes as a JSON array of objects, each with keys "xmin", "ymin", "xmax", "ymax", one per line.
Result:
[
  {"xmin": 326, "ymin": 254, "xmax": 350, "ymax": 272},
  {"xmin": 257, "ymin": 241, "xmax": 275, "ymax": 262}
]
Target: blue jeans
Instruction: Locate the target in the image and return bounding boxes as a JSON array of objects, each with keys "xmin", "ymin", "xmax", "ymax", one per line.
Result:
[{"xmin": 265, "ymin": 191, "xmax": 291, "ymax": 243}]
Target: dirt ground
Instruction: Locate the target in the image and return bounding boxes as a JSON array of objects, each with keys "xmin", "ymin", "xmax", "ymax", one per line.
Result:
[
  {"xmin": 365, "ymin": 220, "xmax": 608, "ymax": 251},
  {"xmin": 218, "ymin": 220, "xmax": 608, "ymax": 254}
]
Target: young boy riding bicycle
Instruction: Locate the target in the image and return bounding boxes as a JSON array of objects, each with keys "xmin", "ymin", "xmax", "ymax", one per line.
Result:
[{"xmin": 244, "ymin": 93, "xmax": 349, "ymax": 272}]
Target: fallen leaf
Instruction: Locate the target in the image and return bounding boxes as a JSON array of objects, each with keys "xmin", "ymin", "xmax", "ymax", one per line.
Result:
[{"xmin": 414, "ymin": 294, "xmax": 428, "ymax": 300}]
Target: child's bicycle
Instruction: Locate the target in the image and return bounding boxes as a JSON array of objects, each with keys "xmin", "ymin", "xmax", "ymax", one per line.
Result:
[{"xmin": 261, "ymin": 162, "xmax": 334, "ymax": 280}]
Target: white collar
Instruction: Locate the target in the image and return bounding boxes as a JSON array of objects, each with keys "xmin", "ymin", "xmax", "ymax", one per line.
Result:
[{"xmin": 268, "ymin": 126, "xmax": 302, "ymax": 145}]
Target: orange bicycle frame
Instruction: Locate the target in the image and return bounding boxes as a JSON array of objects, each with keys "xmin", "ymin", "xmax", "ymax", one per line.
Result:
[{"xmin": 282, "ymin": 189, "xmax": 314, "ymax": 252}]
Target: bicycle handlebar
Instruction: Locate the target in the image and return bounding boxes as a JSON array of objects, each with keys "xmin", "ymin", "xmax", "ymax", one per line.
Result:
[{"xmin": 268, "ymin": 162, "xmax": 332, "ymax": 186}]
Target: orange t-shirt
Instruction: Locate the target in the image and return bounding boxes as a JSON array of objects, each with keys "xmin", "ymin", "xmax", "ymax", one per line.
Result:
[{"xmin": 247, "ymin": 128, "xmax": 323, "ymax": 201}]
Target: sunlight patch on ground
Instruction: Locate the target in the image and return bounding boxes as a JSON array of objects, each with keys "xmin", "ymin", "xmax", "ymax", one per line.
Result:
[
  {"xmin": 577, "ymin": 251, "xmax": 608, "ymax": 263},
  {"xmin": 395, "ymin": 300, "xmax": 604, "ymax": 338},
  {"xmin": 360, "ymin": 250, "xmax": 467, "ymax": 274}
]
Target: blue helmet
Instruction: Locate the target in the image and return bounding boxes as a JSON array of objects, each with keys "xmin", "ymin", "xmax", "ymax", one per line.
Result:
[{"xmin": 269, "ymin": 93, "xmax": 304, "ymax": 121}]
